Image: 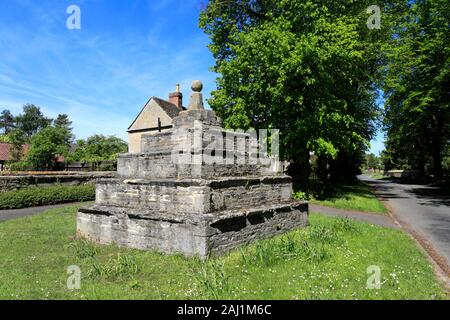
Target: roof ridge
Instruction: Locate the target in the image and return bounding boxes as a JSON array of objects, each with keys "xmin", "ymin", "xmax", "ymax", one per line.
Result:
[
  {"xmin": 152, "ymin": 96, "xmax": 176, "ymax": 106},
  {"xmin": 127, "ymin": 96, "xmax": 185, "ymax": 131}
]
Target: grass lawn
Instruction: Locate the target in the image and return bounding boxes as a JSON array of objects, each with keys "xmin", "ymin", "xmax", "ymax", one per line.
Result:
[
  {"xmin": 294, "ymin": 182, "xmax": 388, "ymax": 214},
  {"xmin": 0, "ymin": 204, "xmax": 446, "ymax": 300}
]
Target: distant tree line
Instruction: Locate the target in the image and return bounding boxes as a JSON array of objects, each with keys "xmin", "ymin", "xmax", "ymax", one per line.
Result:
[
  {"xmin": 362, "ymin": 153, "xmax": 383, "ymax": 171},
  {"xmin": 0, "ymin": 104, "xmax": 127, "ymax": 171}
]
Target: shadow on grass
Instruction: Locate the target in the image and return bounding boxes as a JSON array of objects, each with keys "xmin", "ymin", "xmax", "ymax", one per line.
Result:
[
  {"xmin": 293, "ymin": 179, "xmax": 376, "ymax": 201},
  {"xmin": 293, "ymin": 179, "xmax": 388, "ymax": 213}
]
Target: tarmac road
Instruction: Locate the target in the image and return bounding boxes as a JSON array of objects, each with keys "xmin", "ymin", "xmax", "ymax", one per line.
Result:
[{"xmin": 360, "ymin": 174, "xmax": 450, "ymax": 269}]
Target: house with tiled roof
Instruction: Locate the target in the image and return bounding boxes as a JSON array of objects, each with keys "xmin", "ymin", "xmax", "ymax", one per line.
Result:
[
  {"xmin": 127, "ymin": 85, "xmax": 186, "ymax": 153},
  {"xmin": 0, "ymin": 142, "xmax": 29, "ymax": 170}
]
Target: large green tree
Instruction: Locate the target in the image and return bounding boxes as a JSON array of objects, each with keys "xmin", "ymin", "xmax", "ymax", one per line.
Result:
[
  {"xmin": 15, "ymin": 104, "xmax": 52, "ymax": 138},
  {"xmin": 54, "ymin": 114, "xmax": 74, "ymax": 145},
  {"xmin": 200, "ymin": 0, "xmax": 402, "ymax": 180},
  {"xmin": 27, "ymin": 126, "xmax": 73, "ymax": 168},
  {"xmin": 69, "ymin": 135, "xmax": 127, "ymax": 168},
  {"xmin": 382, "ymin": 0, "xmax": 449, "ymax": 177},
  {"xmin": 54, "ymin": 114, "xmax": 72, "ymax": 130}
]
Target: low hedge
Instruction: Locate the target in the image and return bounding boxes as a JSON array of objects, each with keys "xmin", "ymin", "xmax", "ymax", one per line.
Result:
[{"xmin": 0, "ymin": 184, "xmax": 95, "ymax": 209}]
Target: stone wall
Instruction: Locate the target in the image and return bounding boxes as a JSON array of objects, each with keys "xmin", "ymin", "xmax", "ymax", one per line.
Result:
[
  {"xmin": 208, "ymin": 203, "xmax": 308, "ymax": 255},
  {"xmin": 0, "ymin": 172, "xmax": 116, "ymax": 192},
  {"xmin": 118, "ymin": 152, "xmax": 267, "ymax": 180},
  {"xmin": 77, "ymin": 202, "xmax": 308, "ymax": 258},
  {"xmin": 94, "ymin": 176, "xmax": 292, "ymax": 214}
]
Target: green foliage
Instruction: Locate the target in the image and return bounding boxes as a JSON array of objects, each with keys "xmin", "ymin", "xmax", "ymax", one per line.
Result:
[
  {"xmin": 364, "ymin": 153, "xmax": 383, "ymax": 170},
  {"xmin": 239, "ymin": 233, "xmax": 331, "ymax": 268},
  {"xmin": 68, "ymin": 135, "xmax": 127, "ymax": 166},
  {"xmin": 250, "ymin": 241, "xmax": 284, "ymax": 267},
  {"xmin": 27, "ymin": 126, "xmax": 73, "ymax": 167},
  {"xmin": 293, "ymin": 190, "xmax": 309, "ymax": 200},
  {"xmin": 0, "ymin": 106, "xmax": 125, "ymax": 170},
  {"xmin": 0, "ymin": 108, "xmax": 75, "ymax": 169},
  {"xmin": 0, "ymin": 135, "xmax": 11, "ymax": 143},
  {"xmin": 444, "ymin": 153, "xmax": 450, "ymax": 172},
  {"xmin": 97, "ymin": 161, "xmax": 117, "ymax": 171},
  {"xmin": 15, "ymin": 104, "xmax": 52, "ymax": 138},
  {"xmin": 7, "ymin": 160, "xmax": 34, "ymax": 171},
  {"xmin": 382, "ymin": 0, "xmax": 449, "ymax": 177},
  {"xmin": 87, "ymin": 253, "xmax": 140, "ymax": 279},
  {"xmin": 68, "ymin": 239, "xmax": 99, "ymax": 260},
  {"xmin": 331, "ymin": 217, "xmax": 361, "ymax": 233},
  {"xmin": 0, "ymin": 110, "xmax": 15, "ymax": 134},
  {"xmin": 1, "ymin": 106, "xmax": 125, "ymax": 170},
  {"xmin": 0, "ymin": 184, "xmax": 95, "ymax": 209},
  {"xmin": 7, "ymin": 129, "xmax": 27, "ymax": 161},
  {"xmin": 193, "ymin": 259, "xmax": 231, "ymax": 299},
  {"xmin": 308, "ymin": 225, "xmax": 339, "ymax": 244},
  {"xmin": 199, "ymin": 0, "xmax": 399, "ymax": 180},
  {"xmin": 54, "ymin": 114, "xmax": 72, "ymax": 130}
]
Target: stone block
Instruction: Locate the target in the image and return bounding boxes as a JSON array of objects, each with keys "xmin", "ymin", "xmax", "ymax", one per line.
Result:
[{"xmin": 77, "ymin": 201, "xmax": 308, "ymax": 258}]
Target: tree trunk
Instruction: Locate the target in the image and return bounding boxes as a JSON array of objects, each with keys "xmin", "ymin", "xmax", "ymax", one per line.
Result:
[
  {"xmin": 287, "ymin": 150, "xmax": 311, "ymax": 181},
  {"xmin": 431, "ymin": 112, "xmax": 445, "ymax": 179},
  {"xmin": 432, "ymin": 150, "xmax": 443, "ymax": 178}
]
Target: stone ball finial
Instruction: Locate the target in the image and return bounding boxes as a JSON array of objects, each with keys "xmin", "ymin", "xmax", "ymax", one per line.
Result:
[{"xmin": 191, "ymin": 80, "xmax": 203, "ymax": 92}]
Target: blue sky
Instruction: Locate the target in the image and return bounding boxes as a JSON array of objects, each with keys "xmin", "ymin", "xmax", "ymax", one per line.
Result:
[
  {"xmin": 370, "ymin": 131, "xmax": 385, "ymax": 156},
  {"xmin": 0, "ymin": 0, "xmax": 384, "ymax": 155}
]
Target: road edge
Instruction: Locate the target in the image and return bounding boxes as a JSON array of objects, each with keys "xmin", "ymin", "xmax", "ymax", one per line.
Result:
[{"xmin": 369, "ymin": 182, "xmax": 450, "ymax": 296}]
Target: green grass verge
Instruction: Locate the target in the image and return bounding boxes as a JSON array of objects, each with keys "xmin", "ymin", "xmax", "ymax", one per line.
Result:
[
  {"xmin": 0, "ymin": 205, "xmax": 445, "ymax": 300},
  {"xmin": 294, "ymin": 182, "xmax": 388, "ymax": 214},
  {"xmin": 0, "ymin": 184, "xmax": 95, "ymax": 209},
  {"xmin": 370, "ymin": 173, "xmax": 389, "ymax": 180}
]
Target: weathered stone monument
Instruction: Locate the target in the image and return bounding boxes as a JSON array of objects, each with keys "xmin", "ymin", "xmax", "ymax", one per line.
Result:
[{"xmin": 77, "ymin": 81, "xmax": 308, "ymax": 258}]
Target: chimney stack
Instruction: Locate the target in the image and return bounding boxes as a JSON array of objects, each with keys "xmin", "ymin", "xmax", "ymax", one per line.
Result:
[{"xmin": 169, "ymin": 84, "xmax": 183, "ymax": 109}]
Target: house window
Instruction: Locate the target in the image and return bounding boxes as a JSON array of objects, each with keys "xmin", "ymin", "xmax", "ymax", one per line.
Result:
[{"xmin": 158, "ymin": 117, "xmax": 162, "ymax": 132}]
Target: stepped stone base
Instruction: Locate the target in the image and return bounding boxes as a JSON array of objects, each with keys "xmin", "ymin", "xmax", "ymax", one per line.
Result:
[
  {"xmin": 76, "ymin": 201, "xmax": 308, "ymax": 258},
  {"xmin": 76, "ymin": 82, "xmax": 308, "ymax": 258}
]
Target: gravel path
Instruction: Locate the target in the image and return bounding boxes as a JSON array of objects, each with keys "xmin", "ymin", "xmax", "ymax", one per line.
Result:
[
  {"xmin": 310, "ymin": 204, "xmax": 399, "ymax": 229},
  {"xmin": 0, "ymin": 202, "xmax": 88, "ymax": 222}
]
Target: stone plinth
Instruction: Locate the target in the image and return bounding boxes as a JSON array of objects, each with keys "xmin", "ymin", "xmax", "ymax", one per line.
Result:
[
  {"xmin": 76, "ymin": 81, "xmax": 308, "ymax": 258},
  {"xmin": 77, "ymin": 201, "xmax": 307, "ymax": 257}
]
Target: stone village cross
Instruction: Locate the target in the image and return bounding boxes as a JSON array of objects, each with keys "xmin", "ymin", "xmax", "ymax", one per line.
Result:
[{"xmin": 77, "ymin": 81, "xmax": 308, "ymax": 258}]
